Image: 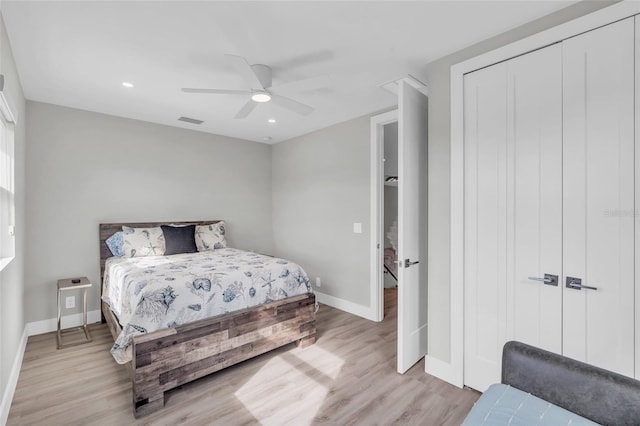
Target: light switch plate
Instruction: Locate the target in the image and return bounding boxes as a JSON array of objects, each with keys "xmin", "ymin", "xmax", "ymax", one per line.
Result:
[{"xmin": 353, "ymin": 223, "xmax": 362, "ymax": 234}]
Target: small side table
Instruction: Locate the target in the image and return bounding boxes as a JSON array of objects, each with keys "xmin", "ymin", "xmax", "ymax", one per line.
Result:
[{"xmin": 57, "ymin": 277, "xmax": 92, "ymax": 349}]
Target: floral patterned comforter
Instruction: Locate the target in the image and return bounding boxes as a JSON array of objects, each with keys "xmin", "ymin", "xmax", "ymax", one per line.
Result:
[{"xmin": 102, "ymin": 248, "xmax": 312, "ymax": 364}]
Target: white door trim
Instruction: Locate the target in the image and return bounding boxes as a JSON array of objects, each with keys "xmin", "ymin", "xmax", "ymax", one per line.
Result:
[
  {"xmin": 370, "ymin": 109, "xmax": 398, "ymax": 322},
  {"xmin": 446, "ymin": 1, "xmax": 640, "ymax": 389},
  {"xmin": 635, "ymin": 14, "xmax": 640, "ymax": 382}
]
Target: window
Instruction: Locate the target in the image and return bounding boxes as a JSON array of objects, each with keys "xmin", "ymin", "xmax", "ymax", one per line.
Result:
[{"xmin": 0, "ymin": 76, "xmax": 16, "ymax": 270}]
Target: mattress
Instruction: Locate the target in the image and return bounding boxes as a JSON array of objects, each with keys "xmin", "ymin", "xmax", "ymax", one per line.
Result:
[
  {"xmin": 462, "ymin": 384, "xmax": 599, "ymax": 426},
  {"xmin": 102, "ymin": 248, "xmax": 312, "ymax": 364}
]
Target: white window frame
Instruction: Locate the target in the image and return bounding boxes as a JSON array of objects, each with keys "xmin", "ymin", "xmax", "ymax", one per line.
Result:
[{"xmin": 0, "ymin": 76, "xmax": 16, "ymax": 271}]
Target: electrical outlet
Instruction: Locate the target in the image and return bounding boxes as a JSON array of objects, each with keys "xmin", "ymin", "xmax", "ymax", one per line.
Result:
[
  {"xmin": 316, "ymin": 277, "xmax": 321, "ymax": 287},
  {"xmin": 65, "ymin": 296, "xmax": 75, "ymax": 309}
]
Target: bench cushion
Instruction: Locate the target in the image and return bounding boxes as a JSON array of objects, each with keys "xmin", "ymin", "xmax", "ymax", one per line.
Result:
[
  {"xmin": 462, "ymin": 384, "xmax": 598, "ymax": 426},
  {"xmin": 502, "ymin": 341, "xmax": 640, "ymax": 425}
]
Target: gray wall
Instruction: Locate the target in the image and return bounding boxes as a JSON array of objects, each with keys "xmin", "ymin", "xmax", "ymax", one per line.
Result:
[
  {"xmin": 272, "ymin": 116, "xmax": 370, "ymax": 307},
  {"xmin": 0, "ymin": 12, "xmax": 26, "ymax": 414},
  {"xmin": 424, "ymin": 0, "xmax": 617, "ymax": 362},
  {"xmin": 25, "ymin": 102, "xmax": 274, "ymax": 323},
  {"xmin": 383, "ymin": 122, "xmax": 398, "ymax": 177}
]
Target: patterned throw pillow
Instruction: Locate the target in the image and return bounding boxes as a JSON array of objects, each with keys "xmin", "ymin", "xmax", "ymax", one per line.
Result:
[
  {"xmin": 194, "ymin": 221, "xmax": 227, "ymax": 251},
  {"xmin": 105, "ymin": 231, "xmax": 124, "ymax": 257},
  {"xmin": 121, "ymin": 226, "xmax": 166, "ymax": 257}
]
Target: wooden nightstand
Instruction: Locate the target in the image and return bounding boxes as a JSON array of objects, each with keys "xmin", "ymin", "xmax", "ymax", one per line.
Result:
[{"xmin": 57, "ymin": 277, "xmax": 92, "ymax": 349}]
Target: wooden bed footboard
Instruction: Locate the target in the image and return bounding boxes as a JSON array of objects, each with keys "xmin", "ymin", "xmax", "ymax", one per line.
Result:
[{"xmin": 111, "ymin": 293, "xmax": 316, "ymax": 418}]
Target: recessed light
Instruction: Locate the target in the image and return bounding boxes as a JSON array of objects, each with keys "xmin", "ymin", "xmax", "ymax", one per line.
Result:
[
  {"xmin": 262, "ymin": 136, "xmax": 273, "ymax": 141},
  {"xmin": 122, "ymin": 82, "xmax": 134, "ymax": 88},
  {"xmin": 268, "ymin": 119, "xmax": 276, "ymax": 124}
]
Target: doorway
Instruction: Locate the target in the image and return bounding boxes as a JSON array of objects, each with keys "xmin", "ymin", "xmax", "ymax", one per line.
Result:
[{"xmin": 370, "ymin": 109, "xmax": 398, "ymax": 323}]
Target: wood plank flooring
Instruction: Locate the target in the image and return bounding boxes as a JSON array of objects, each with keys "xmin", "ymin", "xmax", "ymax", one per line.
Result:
[{"xmin": 8, "ymin": 289, "xmax": 479, "ymax": 425}]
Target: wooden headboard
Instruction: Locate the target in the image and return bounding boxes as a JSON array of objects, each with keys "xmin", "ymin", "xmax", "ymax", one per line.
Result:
[{"xmin": 99, "ymin": 220, "xmax": 222, "ymax": 296}]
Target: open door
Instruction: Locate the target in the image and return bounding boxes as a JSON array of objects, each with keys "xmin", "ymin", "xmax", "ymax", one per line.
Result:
[{"xmin": 397, "ymin": 80, "xmax": 428, "ymax": 373}]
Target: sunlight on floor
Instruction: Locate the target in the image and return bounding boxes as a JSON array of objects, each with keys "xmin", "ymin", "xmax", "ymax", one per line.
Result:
[{"xmin": 235, "ymin": 345, "xmax": 345, "ymax": 425}]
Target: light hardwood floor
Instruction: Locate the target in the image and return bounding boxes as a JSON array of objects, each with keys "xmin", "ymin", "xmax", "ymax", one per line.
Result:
[{"xmin": 8, "ymin": 289, "xmax": 479, "ymax": 425}]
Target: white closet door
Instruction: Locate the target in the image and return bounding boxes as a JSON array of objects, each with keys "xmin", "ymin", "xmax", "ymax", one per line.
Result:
[
  {"xmin": 507, "ymin": 44, "xmax": 563, "ymax": 353},
  {"xmin": 463, "ymin": 62, "xmax": 508, "ymax": 392},
  {"xmin": 563, "ymin": 18, "xmax": 635, "ymax": 376}
]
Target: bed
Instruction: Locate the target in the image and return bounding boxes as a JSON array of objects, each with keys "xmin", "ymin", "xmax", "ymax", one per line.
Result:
[{"xmin": 99, "ymin": 221, "xmax": 316, "ymax": 418}]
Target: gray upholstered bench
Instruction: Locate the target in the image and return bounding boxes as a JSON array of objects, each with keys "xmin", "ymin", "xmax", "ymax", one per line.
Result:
[{"xmin": 463, "ymin": 341, "xmax": 640, "ymax": 425}]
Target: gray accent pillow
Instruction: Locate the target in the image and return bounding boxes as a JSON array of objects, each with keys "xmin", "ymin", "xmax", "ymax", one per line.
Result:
[{"xmin": 161, "ymin": 224, "xmax": 197, "ymax": 255}]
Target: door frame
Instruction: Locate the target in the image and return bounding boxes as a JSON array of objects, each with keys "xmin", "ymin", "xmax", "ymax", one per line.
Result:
[
  {"xmin": 441, "ymin": 1, "xmax": 640, "ymax": 389},
  {"xmin": 370, "ymin": 109, "xmax": 398, "ymax": 323}
]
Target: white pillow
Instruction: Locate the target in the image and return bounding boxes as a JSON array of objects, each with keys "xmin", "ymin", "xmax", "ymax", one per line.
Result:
[
  {"xmin": 121, "ymin": 226, "xmax": 166, "ymax": 257},
  {"xmin": 195, "ymin": 222, "xmax": 227, "ymax": 251}
]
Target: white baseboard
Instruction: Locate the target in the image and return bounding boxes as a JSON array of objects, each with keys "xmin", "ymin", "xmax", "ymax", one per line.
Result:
[
  {"xmin": 0, "ymin": 310, "xmax": 102, "ymax": 424},
  {"xmin": 314, "ymin": 291, "xmax": 376, "ymax": 321},
  {"xmin": 0, "ymin": 325, "xmax": 28, "ymax": 426},
  {"xmin": 27, "ymin": 310, "xmax": 101, "ymax": 337},
  {"xmin": 424, "ymin": 354, "xmax": 463, "ymax": 388}
]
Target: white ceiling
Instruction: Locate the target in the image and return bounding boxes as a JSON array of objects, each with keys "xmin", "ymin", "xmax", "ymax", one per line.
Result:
[{"xmin": 2, "ymin": 1, "xmax": 576, "ymax": 143}]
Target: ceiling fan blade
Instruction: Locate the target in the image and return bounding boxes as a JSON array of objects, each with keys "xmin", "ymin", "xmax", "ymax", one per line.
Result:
[
  {"xmin": 270, "ymin": 94, "xmax": 314, "ymax": 116},
  {"xmin": 225, "ymin": 54, "xmax": 265, "ymax": 91},
  {"xmin": 271, "ymin": 75, "xmax": 330, "ymax": 94},
  {"xmin": 234, "ymin": 99, "xmax": 258, "ymax": 119},
  {"xmin": 182, "ymin": 88, "xmax": 251, "ymax": 95}
]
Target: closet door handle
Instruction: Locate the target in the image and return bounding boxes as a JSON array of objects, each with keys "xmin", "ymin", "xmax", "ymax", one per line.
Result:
[
  {"xmin": 566, "ymin": 276, "xmax": 598, "ymax": 291},
  {"xmin": 527, "ymin": 274, "xmax": 558, "ymax": 286}
]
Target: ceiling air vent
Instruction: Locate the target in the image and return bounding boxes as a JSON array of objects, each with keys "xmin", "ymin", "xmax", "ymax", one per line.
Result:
[{"xmin": 178, "ymin": 116, "xmax": 203, "ymax": 125}]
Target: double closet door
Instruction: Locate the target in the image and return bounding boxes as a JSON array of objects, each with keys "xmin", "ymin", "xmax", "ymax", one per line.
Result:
[{"xmin": 463, "ymin": 17, "xmax": 635, "ymax": 392}]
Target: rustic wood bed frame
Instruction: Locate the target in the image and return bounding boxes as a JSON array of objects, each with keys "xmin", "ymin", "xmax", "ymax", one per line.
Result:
[{"xmin": 99, "ymin": 221, "xmax": 316, "ymax": 418}]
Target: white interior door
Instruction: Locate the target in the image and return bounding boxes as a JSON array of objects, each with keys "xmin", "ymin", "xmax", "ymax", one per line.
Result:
[
  {"xmin": 463, "ymin": 62, "xmax": 508, "ymax": 391},
  {"xmin": 508, "ymin": 44, "xmax": 563, "ymax": 354},
  {"xmin": 397, "ymin": 80, "xmax": 428, "ymax": 374},
  {"xmin": 562, "ymin": 18, "xmax": 635, "ymax": 376}
]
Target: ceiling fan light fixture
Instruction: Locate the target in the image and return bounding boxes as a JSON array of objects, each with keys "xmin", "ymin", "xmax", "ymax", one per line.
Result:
[{"xmin": 251, "ymin": 91, "xmax": 271, "ymax": 103}]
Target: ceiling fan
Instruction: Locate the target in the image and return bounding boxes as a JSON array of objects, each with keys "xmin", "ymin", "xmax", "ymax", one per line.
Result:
[{"xmin": 182, "ymin": 54, "xmax": 327, "ymax": 119}]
